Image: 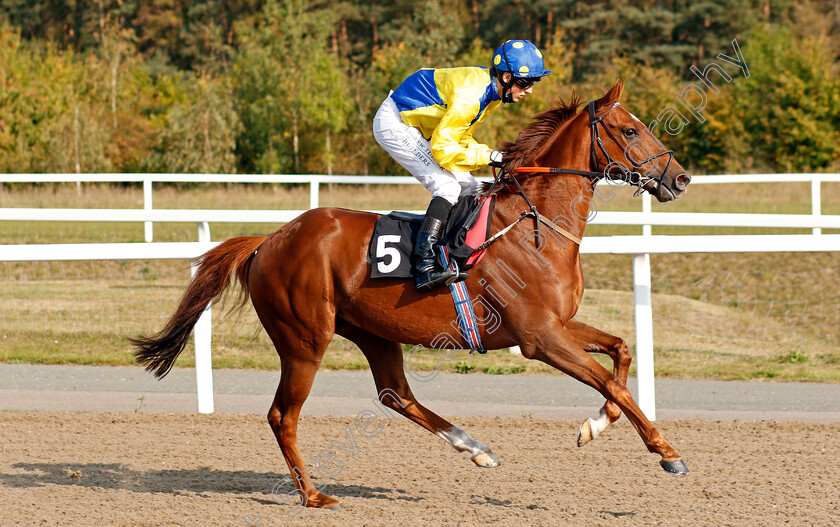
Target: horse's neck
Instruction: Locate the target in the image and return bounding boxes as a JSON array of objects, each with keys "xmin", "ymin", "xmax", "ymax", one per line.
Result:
[{"xmin": 501, "ymin": 113, "xmax": 595, "ymax": 238}]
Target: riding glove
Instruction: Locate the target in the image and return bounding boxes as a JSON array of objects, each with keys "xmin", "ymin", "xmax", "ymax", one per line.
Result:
[{"xmin": 488, "ymin": 150, "xmax": 504, "ymax": 168}]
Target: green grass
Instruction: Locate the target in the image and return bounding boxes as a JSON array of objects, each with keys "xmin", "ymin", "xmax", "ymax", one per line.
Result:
[
  {"xmin": 1, "ymin": 181, "xmax": 838, "ymax": 382},
  {"xmin": 653, "ymin": 349, "xmax": 840, "ymax": 382},
  {"xmin": 454, "ymin": 361, "xmax": 475, "ymax": 374}
]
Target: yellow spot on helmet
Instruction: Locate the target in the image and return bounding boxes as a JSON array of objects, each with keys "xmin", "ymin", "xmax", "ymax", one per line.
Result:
[
  {"xmin": 494, "ymin": 54, "xmax": 501, "ymax": 65},
  {"xmin": 519, "ymin": 65, "xmax": 529, "ymax": 74},
  {"xmin": 535, "ymin": 49, "xmax": 543, "ymax": 59},
  {"xmin": 512, "ymin": 42, "xmax": 524, "ymax": 49}
]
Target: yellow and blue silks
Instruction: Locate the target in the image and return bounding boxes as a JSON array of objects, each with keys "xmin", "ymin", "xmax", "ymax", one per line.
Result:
[{"xmin": 390, "ymin": 67, "xmax": 501, "ymax": 173}]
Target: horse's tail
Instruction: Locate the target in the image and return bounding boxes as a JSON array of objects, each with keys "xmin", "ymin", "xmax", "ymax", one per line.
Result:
[{"xmin": 130, "ymin": 235, "xmax": 269, "ymax": 379}]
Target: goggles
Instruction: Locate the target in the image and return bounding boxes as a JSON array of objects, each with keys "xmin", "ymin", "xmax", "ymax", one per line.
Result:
[{"xmin": 514, "ymin": 77, "xmax": 537, "ymax": 89}]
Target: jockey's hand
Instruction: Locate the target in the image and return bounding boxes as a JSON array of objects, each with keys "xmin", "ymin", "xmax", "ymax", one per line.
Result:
[{"xmin": 488, "ymin": 150, "xmax": 505, "ymax": 168}]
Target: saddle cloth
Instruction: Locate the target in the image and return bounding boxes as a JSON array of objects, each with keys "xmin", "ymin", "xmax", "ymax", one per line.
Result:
[{"xmin": 368, "ymin": 195, "xmax": 494, "ymax": 280}]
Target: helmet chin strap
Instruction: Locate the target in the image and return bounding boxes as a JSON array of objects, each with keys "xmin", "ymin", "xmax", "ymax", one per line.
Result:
[
  {"xmin": 501, "ymin": 78, "xmax": 515, "ymax": 103},
  {"xmin": 490, "ymin": 69, "xmax": 516, "ymax": 103},
  {"xmin": 490, "ymin": 68, "xmax": 516, "ymax": 104},
  {"xmin": 499, "ymin": 44, "xmax": 516, "ymax": 103}
]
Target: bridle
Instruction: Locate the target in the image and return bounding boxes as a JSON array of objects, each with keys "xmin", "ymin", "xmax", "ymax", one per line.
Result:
[
  {"xmin": 586, "ymin": 101, "xmax": 674, "ymax": 197},
  {"xmin": 505, "ymin": 100, "xmax": 674, "ymax": 195},
  {"xmin": 478, "ymin": 100, "xmax": 674, "ymax": 249}
]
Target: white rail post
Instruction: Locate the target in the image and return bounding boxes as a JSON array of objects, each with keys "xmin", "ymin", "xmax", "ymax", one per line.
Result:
[
  {"xmin": 143, "ymin": 177, "xmax": 153, "ymax": 242},
  {"xmin": 310, "ymin": 178, "xmax": 319, "ymax": 209},
  {"xmin": 812, "ymin": 177, "xmax": 822, "ymax": 235},
  {"xmin": 633, "ymin": 252, "xmax": 656, "ymax": 421},
  {"xmin": 192, "ymin": 221, "xmax": 214, "ymax": 413}
]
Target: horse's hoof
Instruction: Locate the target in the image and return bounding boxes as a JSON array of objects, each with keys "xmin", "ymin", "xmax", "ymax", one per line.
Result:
[
  {"xmin": 309, "ymin": 493, "xmax": 342, "ymax": 509},
  {"xmin": 471, "ymin": 451, "xmax": 500, "ymax": 468},
  {"xmin": 660, "ymin": 459, "xmax": 690, "ymax": 476},
  {"xmin": 577, "ymin": 419, "xmax": 593, "ymax": 447}
]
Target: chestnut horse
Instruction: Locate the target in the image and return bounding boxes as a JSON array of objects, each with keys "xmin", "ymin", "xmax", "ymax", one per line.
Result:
[{"xmin": 132, "ymin": 81, "xmax": 691, "ymax": 510}]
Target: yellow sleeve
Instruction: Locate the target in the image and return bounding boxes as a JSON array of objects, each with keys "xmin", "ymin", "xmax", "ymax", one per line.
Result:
[{"xmin": 430, "ymin": 96, "xmax": 493, "ymax": 172}]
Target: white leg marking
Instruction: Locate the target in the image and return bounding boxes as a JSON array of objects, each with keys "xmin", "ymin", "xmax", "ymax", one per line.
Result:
[
  {"xmin": 587, "ymin": 406, "xmax": 610, "ymax": 439},
  {"xmin": 437, "ymin": 426, "xmax": 500, "ymax": 467},
  {"xmin": 437, "ymin": 426, "xmax": 489, "ymax": 456}
]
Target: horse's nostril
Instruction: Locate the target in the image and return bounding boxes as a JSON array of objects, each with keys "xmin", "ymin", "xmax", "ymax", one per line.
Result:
[{"xmin": 675, "ymin": 173, "xmax": 690, "ymax": 190}]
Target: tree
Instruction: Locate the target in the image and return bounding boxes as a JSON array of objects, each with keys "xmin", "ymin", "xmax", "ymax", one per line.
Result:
[
  {"xmin": 177, "ymin": 0, "xmax": 233, "ymax": 72},
  {"xmin": 731, "ymin": 24, "xmax": 840, "ymax": 172},
  {"xmin": 151, "ymin": 74, "xmax": 241, "ymax": 173},
  {"xmin": 232, "ymin": 0, "xmax": 351, "ymax": 173},
  {"xmin": 300, "ymin": 48, "xmax": 353, "ymax": 175},
  {"xmin": 131, "ymin": 0, "xmax": 183, "ymax": 62},
  {"xmin": 674, "ymin": 1, "xmax": 757, "ymax": 65},
  {"xmin": 377, "ymin": 0, "xmax": 466, "ymax": 68},
  {"xmin": 0, "ymin": 23, "xmax": 112, "ymax": 173}
]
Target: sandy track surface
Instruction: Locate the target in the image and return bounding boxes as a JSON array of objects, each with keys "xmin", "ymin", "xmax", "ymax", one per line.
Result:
[{"xmin": 2, "ymin": 411, "xmax": 839, "ymax": 526}]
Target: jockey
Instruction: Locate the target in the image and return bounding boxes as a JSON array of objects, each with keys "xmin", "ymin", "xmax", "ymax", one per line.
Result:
[{"xmin": 373, "ymin": 40, "xmax": 551, "ymax": 292}]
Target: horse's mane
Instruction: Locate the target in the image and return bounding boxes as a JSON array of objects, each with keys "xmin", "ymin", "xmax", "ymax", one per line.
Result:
[{"xmin": 482, "ymin": 94, "xmax": 583, "ymax": 194}]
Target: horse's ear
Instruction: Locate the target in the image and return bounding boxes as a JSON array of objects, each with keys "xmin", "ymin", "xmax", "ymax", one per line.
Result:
[
  {"xmin": 610, "ymin": 79, "xmax": 625, "ymax": 102},
  {"xmin": 595, "ymin": 79, "xmax": 625, "ymax": 113}
]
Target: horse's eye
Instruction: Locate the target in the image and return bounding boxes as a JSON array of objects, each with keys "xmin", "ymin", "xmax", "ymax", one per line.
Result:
[{"xmin": 623, "ymin": 128, "xmax": 637, "ymax": 138}]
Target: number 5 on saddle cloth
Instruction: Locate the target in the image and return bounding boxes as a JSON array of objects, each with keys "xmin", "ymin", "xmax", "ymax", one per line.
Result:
[{"xmin": 368, "ymin": 195, "xmax": 495, "ymax": 352}]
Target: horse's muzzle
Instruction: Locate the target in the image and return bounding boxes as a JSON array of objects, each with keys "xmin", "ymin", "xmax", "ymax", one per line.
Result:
[
  {"xmin": 675, "ymin": 173, "xmax": 691, "ymax": 191},
  {"xmin": 656, "ymin": 172, "xmax": 690, "ymax": 202}
]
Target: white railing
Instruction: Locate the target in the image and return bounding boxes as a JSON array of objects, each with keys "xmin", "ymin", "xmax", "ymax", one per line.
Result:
[
  {"xmin": 1, "ymin": 173, "xmax": 839, "ymax": 418},
  {"xmin": 2, "ymin": 172, "xmax": 836, "ymax": 239}
]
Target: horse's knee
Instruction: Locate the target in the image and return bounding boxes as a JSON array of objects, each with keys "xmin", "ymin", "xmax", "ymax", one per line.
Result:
[
  {"xmin": 615, "ymin": 340, "xmax": 632, "ymax": 369},
  {"xmin": 268, "ymin": 408, "xmax": 299, "ymax": 447},
  {"xmin": 382, "ymin": 398, "xmax": 408, "ymax": 416}
]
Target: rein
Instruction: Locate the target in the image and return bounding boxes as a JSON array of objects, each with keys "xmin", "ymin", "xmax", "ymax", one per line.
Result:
[{"xmin": 511, "ymin": 101, "xmax": 672, "ymax": 191}]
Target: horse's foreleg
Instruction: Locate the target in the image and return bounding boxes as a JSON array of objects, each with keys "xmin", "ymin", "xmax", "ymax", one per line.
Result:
[
  {"xmin": 522, "ymin": 330, "xmax": 688, "ymax": 475},
  {"xmin": 338, "ymin": 323, "xmax": 500, "ymax": 468},
  {"xmin": 564, "ymin": 319, "xmax": 631, "ymax": 447}
]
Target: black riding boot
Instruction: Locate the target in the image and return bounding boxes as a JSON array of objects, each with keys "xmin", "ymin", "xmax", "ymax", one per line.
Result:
[
  {"xmin": 414, "ymin": 197, "xmax": 468, "ymax": 292},
  {"xmin": 414, "ymin": 216, "xmax": 458, "ymax": 292}
]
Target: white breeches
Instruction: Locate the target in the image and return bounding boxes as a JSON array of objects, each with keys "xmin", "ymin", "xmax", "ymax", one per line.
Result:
[{"xmin": 373, "ymin": 95, "xmax": 479, "ymax": 205}]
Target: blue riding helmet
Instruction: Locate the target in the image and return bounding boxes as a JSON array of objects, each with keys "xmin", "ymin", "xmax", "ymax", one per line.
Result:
[{"xmin": 492, "ymin": 40, "xmax": 552, "ymax": 79}]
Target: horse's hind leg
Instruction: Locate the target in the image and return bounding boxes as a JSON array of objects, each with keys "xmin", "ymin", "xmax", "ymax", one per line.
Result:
[
  {"xmin": 564, "ymin": 319, "xmax": 632, "ymax": 447},
  {"xmin": 256, "ymin": 312, "xmax": 342, "ymax": 510},
  {"xmin": 266, "ymin": 353, "xmax": 342, "ymax": 510},
  {"xmin": 337, "ymin": 322, "xmax": 500, "ymax": 468}
]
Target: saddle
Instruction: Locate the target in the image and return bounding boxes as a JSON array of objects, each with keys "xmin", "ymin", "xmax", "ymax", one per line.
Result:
[{"xmin": 368, "ymin": 195, "xmax": 495, "ymax": 280}]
